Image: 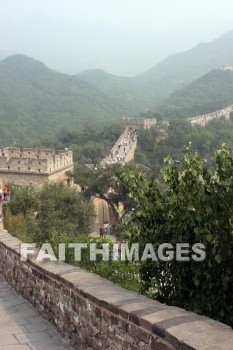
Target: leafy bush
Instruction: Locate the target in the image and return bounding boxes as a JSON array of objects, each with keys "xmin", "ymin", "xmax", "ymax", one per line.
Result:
[
  {"xmin": 5, "ymin": 182, "xmax": 95, "ymax": 243},
  {"xmin": 120, "ymin": 145, "xmax": 233, "ymax": 326},
  {"xmin": 50, "ymin": 234, "xmax": 140, "ymax": 292}
]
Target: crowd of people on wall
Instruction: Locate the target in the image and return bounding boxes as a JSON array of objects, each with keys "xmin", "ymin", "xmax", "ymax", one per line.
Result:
[{"xmin": 100, "ymin": 127, "xmax": 138, "ymax": 169}]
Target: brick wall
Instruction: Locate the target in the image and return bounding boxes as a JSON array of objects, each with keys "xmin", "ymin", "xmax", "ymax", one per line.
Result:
[
  {"xmin": 0, "ymin": 230, "xmax": 232, "ymax": 350},
  {"xmin": 0, "ymin": 148, "xmax": 74, "ymax": 188},
  {"xmin": 120, "ymin": 118, "xmax": 156, "ymax": 130}
]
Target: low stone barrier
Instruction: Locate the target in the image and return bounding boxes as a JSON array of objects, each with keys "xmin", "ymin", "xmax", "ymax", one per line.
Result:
[{"xmin": 0, "ymin": 230, "xmax": 232, "ymax": 350}]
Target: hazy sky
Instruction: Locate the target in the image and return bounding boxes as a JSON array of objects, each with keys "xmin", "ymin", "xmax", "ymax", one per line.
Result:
[
  {"xmin": 1, "ymin": 0, "xmax": 233, "ymax": 75},
  {"xmin": 1, "ymin": 0, "xmax": 233, "ymax": 27}
]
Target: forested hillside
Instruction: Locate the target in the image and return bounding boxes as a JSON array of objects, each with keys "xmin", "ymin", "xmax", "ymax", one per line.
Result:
[
  {"xmin": 137, "ymin": 29, "xmax": 233, "ymax": 100},
  {"xmin": 135, "ymin": 118, "xmax": 233, "ymax": 169},
  {"xmin": 78, "ymin": 69, "xmax": 151, "ymax": 113},
  {"xmin": 157, "ymin": 70, "xmax": 233, "ymax": 117},
  {"xmin": 1, "ymin": 28, "xmax": 233, "ymax": 146},
  {"xmin": 0, "ymin": 55, "xmax": 126, "ymax": 145}
]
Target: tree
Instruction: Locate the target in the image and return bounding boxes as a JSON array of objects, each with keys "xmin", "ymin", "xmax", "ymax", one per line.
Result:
[
  {"xmin": 120, "ymin": 145, "xmax": 233, "ymax": 326},
  {"xmin": 74, "ymin": 163, "xmax": 138, "ymax": 220},
  {"xmin": 5, "ymin": 182, "xmax": 95, "ymax": 243}
]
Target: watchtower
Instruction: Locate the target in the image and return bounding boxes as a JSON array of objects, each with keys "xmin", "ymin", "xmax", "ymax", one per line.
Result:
[
  {"xmin": 0, "ymin": 148, "xmax": 74, "ymax": 188},
  {"xmin": 119, "ymin": 117, "xmax": 157, "ymax": 130}
]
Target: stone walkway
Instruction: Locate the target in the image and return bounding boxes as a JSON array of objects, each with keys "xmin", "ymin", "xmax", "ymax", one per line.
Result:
[{"xmin": 0, "ymin": 275, "xmax": 74, "ymax": 350}]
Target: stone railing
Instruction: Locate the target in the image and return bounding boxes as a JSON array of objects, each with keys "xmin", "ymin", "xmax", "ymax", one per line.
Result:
[{"xmin": 0, "ymin": 230, "xmax": 232, "ymax": 350}]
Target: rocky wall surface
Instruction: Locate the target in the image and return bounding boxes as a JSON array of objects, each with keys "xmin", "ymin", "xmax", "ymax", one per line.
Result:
[{"xmin": 0, "ymin": 230, "xmax": 232, "ymax": 350}]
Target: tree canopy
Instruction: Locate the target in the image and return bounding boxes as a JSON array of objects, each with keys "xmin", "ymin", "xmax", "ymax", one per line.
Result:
[{"xmin": 120, "ymin": 145, "xmax": 233, "ymax": 326}]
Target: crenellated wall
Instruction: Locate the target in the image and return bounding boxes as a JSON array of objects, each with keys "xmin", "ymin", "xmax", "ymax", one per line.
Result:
[
  {"xmin": 120, "ymin": 117, "xmax": 157, "ymax": 130},
  {"xmin": 0, "ymin": 230, "xmax": 232, "ymax": 350},
  {"xmin": 0, "ymin": 148, "xmax": 74, "ymax": 187},
  {"xmin": 187, "ymin": 104, "xmax": 233, "ymax": 126}
]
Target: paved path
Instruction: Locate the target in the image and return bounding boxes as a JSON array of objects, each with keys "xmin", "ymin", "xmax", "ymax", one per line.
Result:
[{"xmin": 0, "ymin": 275, "xmax": 74, "ymax": 350}]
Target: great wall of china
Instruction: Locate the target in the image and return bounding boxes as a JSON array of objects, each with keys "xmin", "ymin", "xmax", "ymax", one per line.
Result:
[
  {"xmin": 0, "ymin": 115, "xmax": 233, "ymax": 349},
  {"xmin": 187, "ymin": 104, "xmax": 233, "ymax": 126},
  {"xmin": 0, "ymin": 147, "xmax": 74, "ymax": 188},
  {"xmin": 93, "ymin": 117, "xmax": 156, "ymax": 225}
]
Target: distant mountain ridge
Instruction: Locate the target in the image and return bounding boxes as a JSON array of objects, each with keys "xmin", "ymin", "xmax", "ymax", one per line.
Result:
[
  {"xmin": 0, "ymin": 55, "xmax": 128, "ymax": 145},
  {"xmin": 78, "ymin": 29, "xmax": 233, "ymax": 107},
  {"xmin": 1, "ymin": 28, "xmax": 233, "ymax": 145}
]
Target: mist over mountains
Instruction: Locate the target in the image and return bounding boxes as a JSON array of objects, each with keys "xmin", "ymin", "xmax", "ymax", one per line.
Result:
[
  {"xmin": 1, "ymin": 14, "xmax": 233, "ymax": 76},
  {"xmin": 79, "ymin": 29, "xmax": 233, "ymax": 107},
  {"xmin": 0, "ymin": 28, "xmax": 233, "ymax": 145}
]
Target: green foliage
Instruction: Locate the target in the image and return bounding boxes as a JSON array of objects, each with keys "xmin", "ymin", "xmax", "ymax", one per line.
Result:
[
  {"xmin": 7, "ymin": 184, "xmax": 39, "ymax": 216},
  {"xmin": 158, "ymin": 70, "xmax": 233, "ymax": 118},
  {"xmin": 0, "ymin": 55, "xmax": 126, "ymax": 145},
  {"xmin": 74, "ymin": 163, "xmax": 137, "ymax": 222},
  {"xmin": 50, "ymin": 234, "xmax": 140, "ymax": 292},
  {"xmin": 120, "ymin": 145, "xmax": 233, "ymax": 326},
  {"xmin": 5, "ymin": 182, "xmax": 95, "ymax": 243},
  {"xmin": 136, "ymin": 118, "xmax": 233, "ymax": 170},
  {"xmin": 4, "ymin": 208, "xmax": 34, "ymax": 242}
]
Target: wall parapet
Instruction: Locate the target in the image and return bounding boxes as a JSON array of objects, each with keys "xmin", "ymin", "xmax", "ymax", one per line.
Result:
[
  {"xmin": 187, "ymin": 104, "xmax": 233, "ymax": 126},
  {"xmin": 0, "ymin": 148, "xmax": 73, "ymax": 174},
  {"xmin": 0, "ymin": 230, "xmax": 232, "ymax": 350},
  {"xmin": 120, "ymin": 117, "xmax": 157, "ymax": 130}
]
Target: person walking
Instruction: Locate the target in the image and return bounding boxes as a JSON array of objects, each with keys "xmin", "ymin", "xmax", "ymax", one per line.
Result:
[
  {"xmin": 103, "ymin": 222, "xmax": 109, "ymax": 236},
  {"xmin": 99, "ymin": 224, "xmax": 104, "ymax": 238},
  {"xmin": 3, "ymin": 185, "xmax": 8, "ymax": 201}
]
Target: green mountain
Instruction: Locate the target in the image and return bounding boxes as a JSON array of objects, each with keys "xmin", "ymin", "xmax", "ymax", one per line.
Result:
[
  {"xmin": 78, "ymin": 69, "xmax": 152, "ymax": 113},
  {"xmin": 138, "ymin": 29, "xmax": 233, "ymax": 98},
  {"xmin": 0, "ymin": 55, "xmax": 128, "ymax": 145},
  {"xmin": 157, "ymin": 69, "xmax": 233, "ymax": 118},
  {"xmin": 79, "ymin": 29, "xmax": 233, "ymax": 107},
  {"xmin": 1, "ymin": 28, "xmax": 233, "ymax": 145}
]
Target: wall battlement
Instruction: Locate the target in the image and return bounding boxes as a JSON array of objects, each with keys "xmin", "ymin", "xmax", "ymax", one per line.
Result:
[
  {"xmin": 120, "ymin": 117, "xmax": 157, "ymax": 129},
  {"xmin": 0, "ymin": 148, "xmax": 74, "ymax": 187},
  {"xmin": 224, "ymin": 65, "xmax": 233, "ymax": 71},
  {"xmin": 187, "ymin": 104, "xmax": 233, "ymax": 126}
]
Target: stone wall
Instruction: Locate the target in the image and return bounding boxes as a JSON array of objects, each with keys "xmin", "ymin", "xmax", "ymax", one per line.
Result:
[
  {"xmin": 124, "ymin": 139, "xmax": 137, "ymax": 162},
  {"xmin": 120, "ymin": 118, "xmax": 156, "ymax": 130},
  {"xmin": 187, "ymin": 104, "xmax": 233, "ymax": 126},
  {"xmin": 0, "ymin": 164, "xmax": 74, "ymax": 188},
  {"xmin": 0, "ymin": 148, "xmax": 74, "ymax": 187},
  {"xmin": 0, "ymin": 230, "xmax": 232, "ymax": 350}
]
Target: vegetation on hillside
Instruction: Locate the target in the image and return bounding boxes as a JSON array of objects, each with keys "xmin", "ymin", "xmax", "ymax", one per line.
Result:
[
  {"xmin": 1, "ymin": 48, "xmax": 233, "ymax": 147},
  {"xmin": 79, "ymin": 29, "xmax": 233, "ymax": 109},
  {"xmin": 136, "ymin": 117, "xmax": 233, "ymax": 168},
  {"xmin": 0, "ymin": 55, "xmax": 126, "ymax": 145},
  {"xmin": 158, "ymin": 70, "xmax": 233, "ymax": 118}
]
